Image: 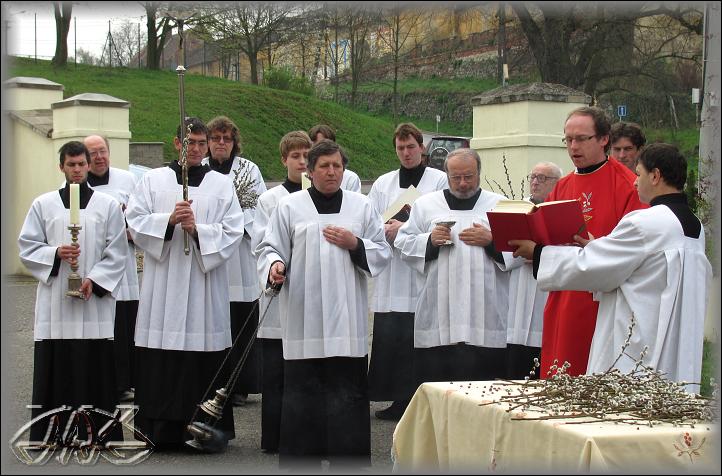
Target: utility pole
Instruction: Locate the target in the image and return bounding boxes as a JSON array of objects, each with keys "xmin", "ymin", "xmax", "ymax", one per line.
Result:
[
  {"xmin": 497, "ymin": 2, "xmax": 507, "ymax": 86},
  {"xmin": 34, "ymin": 12, "xmax": 37, "ymax": 63},
  {"xmin": 698, "ymin": 1, "xmax": 720, "ymax": 341},
  {"xmin": 138, "ymin": 21, "xmax": 141, "ymax": 68},
  {"xmin": 108, "ymin": 20, "xmax": 112, "ymax": 67},
  {"xmin": 74, "ymin": 16, "xmax": 76, "ymax": 68}
]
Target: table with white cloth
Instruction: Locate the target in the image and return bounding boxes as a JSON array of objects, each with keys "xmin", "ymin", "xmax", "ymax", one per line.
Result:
[{"xmin": 392, "ymin": 381, "xmax": 719, "ymax": 473}]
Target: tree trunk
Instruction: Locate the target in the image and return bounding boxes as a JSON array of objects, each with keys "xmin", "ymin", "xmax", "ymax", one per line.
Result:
[
  {"xmin": 145, "ymin": 3, "xmax": 172, "ymax": 70},
  {"xmin": 51, "ymin": 2, "xmax": 72, "ymax": 67},
  {"xmin": 392, "ymin": 13, "xmax": 400, "ymax": 119},
  {"xmin": 249, "ymin": 50, "xmax": 259, "ymax": 85}
]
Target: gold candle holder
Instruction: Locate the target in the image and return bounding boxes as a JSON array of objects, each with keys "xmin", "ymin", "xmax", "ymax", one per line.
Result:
[{"xmin": 66, "ymin": 224, "xmax": 84, "ymax": 299}]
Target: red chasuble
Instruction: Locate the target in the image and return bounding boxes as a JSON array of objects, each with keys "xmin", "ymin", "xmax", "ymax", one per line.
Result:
[{"xmin": 540, "ymin": 159, "xmax": 646, "ymax": 377}]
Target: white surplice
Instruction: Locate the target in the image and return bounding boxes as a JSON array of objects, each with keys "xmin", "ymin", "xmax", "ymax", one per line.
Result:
[
  {"xmin": 250, "ymin": 184, "xmax": 291, "ymax": 339},
  {"xmin": 256, "ymin": 190, "xmax": 392, "ymax": 359},
  {"xmin": 87, "ymin": 167, "xmax": 139, "ymax": 301},
  {"xmin": 126, "ymin": 167, "xmax": 244, "ymax": 352},
  {"xmin": 202, "ymin": 156, "xmax": 267, "ymax": 302},
  {"xmin": 537, "ymin": 204, "xmax": 712, "ymax": 392},
  {"xmin": 367, "ymin": 167, "xmax": 448, "ymax": 313},
  {"xmin": 395, "ymin": 190, "xmax": 509, "ymax": 348},
  {"xmin": 498, "ymin": 255, "xmax": 547, "ymax": 347},
  {"xmin": 18, "ymin": 190, "xmax": 127, "ymax": 340},
  {"xmin": 341, "ymin": 169, "xmax": 362, "ymax": 192}
]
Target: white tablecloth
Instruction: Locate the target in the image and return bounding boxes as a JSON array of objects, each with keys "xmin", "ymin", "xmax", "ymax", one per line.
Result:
[{"xmin": 392, "ymin": 381, "xmax": 719, "ymax": 473}]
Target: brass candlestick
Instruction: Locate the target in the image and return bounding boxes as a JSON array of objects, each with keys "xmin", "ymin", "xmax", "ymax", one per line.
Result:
[{"xmin": 66, "ymin": 224, "xmax": 84, "ymax": 299}]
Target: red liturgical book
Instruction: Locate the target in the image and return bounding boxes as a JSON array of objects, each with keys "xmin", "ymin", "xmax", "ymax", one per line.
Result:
[{"xmin": 488, "ymin": 199, "xmax": 588, "ymax": 252}]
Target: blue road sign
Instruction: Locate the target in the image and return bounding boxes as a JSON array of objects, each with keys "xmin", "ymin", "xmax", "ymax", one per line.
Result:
[{"xmin": 617, "ymin": 105, "xmax": 627, "ymax": 117}]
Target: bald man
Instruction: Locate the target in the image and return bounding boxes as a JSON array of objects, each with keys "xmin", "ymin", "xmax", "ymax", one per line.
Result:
[{"xmin": 83, "ymin": 135, "xmax": 139, "ymax": 403}]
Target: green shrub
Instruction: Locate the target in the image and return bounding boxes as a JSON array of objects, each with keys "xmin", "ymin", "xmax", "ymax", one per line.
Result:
[{"xmin": 263, "ymin": 66, "xmax": 314, "ymax": 96}]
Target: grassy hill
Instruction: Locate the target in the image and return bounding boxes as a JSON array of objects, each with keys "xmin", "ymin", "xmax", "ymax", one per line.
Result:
[
  {"xmin": 8, "ymin": 58, "xmax": 701, "ymax": 178},
  {"xmin": 8, "ymin": 57, "xmax": 399, "ymax": 180}
]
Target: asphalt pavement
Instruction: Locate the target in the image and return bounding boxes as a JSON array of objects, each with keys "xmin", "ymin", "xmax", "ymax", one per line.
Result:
[{"xmin": 1, "ymin": 276, "xmax": 398, "ymax": 474}]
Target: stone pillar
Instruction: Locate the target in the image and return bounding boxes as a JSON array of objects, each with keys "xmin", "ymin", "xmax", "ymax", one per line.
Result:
[
  {"xmin": 52, "ymin": 93, "xmax": 131, "ymax": 170},
  {"xmin": 3, "ymin": 76, "xmax": 64, "ymax": 111},
  {"xmin": 470, "ymin": 83, "xmax": 590, "ymax": 199}
]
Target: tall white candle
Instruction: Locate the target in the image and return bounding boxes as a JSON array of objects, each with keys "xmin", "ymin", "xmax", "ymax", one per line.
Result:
[{"xmin": 69, "ymin": 183, "xmax": 80, "ymax": 224}]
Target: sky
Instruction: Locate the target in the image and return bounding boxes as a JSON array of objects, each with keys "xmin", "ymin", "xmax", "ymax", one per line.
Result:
[{"xmin": 3, "ymin": 1, "xmax": 147, "ymax": 60}]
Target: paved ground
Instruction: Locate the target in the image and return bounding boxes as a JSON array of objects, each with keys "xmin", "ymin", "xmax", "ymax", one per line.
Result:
[{"xmin": 1, "ymin": 276, "xmax": 398, "ymax": 474}]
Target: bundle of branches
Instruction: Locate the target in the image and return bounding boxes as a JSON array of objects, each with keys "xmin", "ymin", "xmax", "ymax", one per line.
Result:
[
  {"xmin": 482, "ymin": 318, "xmax": 718, "ymax": 427},
  {"xmin": 232, "ymin": 161, "xmax": 260, "ymax": 210}
]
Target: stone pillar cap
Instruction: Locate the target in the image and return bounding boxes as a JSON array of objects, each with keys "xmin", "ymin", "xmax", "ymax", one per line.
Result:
[
  {"xmin": 3, "ymin": 76, "xmax": 64, "ymax": 91},
  {"xmin": 471, "ymin": 82, "xmax": 591, "ymax": 106},
  {"xmin": 52, "ymin": 93, "xmax": 129, "ymax": 109}
]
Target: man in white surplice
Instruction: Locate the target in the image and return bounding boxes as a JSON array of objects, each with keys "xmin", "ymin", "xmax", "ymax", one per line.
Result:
[
  {"xmin": 395, "ymin": 148, "xmax": 510, "ymax": 387},
  {"xmin": 18, "ymin": 140, "xmax": 127, "ymax": 442},
  {"xmin": 308, "ymin": 123, "xmax": 362, "ymax": 192},
  {"xmin": 498, "ymin": 161, "xmax": 563, "ymax": 379},
  {"xmin": 367, "ymin": 122, "xmax": 448, "ymax": 421},
  {"xmin": 202, "ymin": 115, "xmax": 267, "ymax": 407},
  {"xmin": 83, "ymin": 134, "xmax": 139, "ymax": 403},
  {"xmin": 511, "ymin": 143, "xmax": 711, "ymax": 393},
  {"xmin": 257, "ymin": 139, "xmax": 391, "ymax": 469},
  {"xmin": 126, "ymin": 117, "xmax": 244, "ymax": 449}
]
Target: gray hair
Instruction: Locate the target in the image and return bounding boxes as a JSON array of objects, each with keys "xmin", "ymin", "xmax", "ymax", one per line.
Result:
[
  {"xmin": 443, "ymin": 148, "xmax": 481, "ymax": 173},
  {"xmin": 534, "ymin": 161, "xmax": 563, "ymax": 179}
]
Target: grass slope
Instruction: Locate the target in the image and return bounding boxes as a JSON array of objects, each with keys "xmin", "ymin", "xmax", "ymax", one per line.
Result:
[{"xmin": 8, "ymin": 58, "xmax": 398, "ymax": 180}]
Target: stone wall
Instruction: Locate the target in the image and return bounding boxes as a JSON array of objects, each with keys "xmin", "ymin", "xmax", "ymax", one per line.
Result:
[
  {"xmin": 130, "ymin": 142, "xmax": 165, "ymax": 168},
  {"xmin": 336, "ymin": 90, "xmax": 477, "ymax": 124}
]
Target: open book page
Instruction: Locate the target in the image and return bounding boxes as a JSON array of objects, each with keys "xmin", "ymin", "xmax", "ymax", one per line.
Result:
[
  {"xmin": 536, "ymin": 199, "xmax": 579, "ymax": 208},
  {"xmin": 382, "ymin": 185, "xmax": 421, "ymax": 222},
  {"xmin": 489, "ymin": 199, "xmax": 535, "ymax": 213}
]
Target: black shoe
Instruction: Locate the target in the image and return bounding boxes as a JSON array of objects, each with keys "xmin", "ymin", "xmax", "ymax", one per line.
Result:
[
  {"xmin": 231, "ymin": 393, "xmax": 248, "ymax": 407},
  {"xmin": 374, "ymin": 401, "xmax": 407, "ymax": 421},
  {"xmin": 118, "ymin": 389, "xmax": 135, "ymax": 402}
]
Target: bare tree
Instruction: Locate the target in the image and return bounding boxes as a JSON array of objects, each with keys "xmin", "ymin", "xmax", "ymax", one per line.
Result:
[
  {"xmin": 378, "ymin": 3, "xmax": 426, "ymax": 118},
  {"xmin": 51, "ymin": 1, "xmax": 72, "ymax": 67},
  {"xmin": 325, "ymin": 5, "xmax": 346, "ymax": 102},
  {"xmin": 110, "ymin": 20, "xmax": 147, "ymax": 67},
  {"xmin": 509, "ymin": 2, "xmax": 703, "ymax": 97},
  {"xmin": 144, "ymin": 2, "xmax": 174, "ymax": 70},
  {"xmin": 346, "ymin": 6, "xmax": 377, "ymax": 108},
  {"xmin": 199, "ymin": 3, "xmax": 294, "ymax": 85}
]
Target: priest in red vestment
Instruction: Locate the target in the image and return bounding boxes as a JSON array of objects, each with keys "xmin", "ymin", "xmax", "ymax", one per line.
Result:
[{"xmin": 540, "ymin": 106, "xmax": 646, "ymax": 377}]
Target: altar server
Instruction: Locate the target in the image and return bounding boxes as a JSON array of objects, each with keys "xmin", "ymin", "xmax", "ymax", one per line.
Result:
[
  {"xmin": 512, "ymin": 143, "xmax": 711, "ymax": 393},
  {"xmin": 257, "ymin": 139, "xmax": 391, "ymax": 469},
  {"xmin": 250, "ymin": 130, "xmax": 312, "ymax": 453},
  {"xmin": 499, "ymin": 161, "xmax": 563, "ymax": 379},
  {"xmin": 19, "ymin": 140, "xmax": 127, "ymax": 441},
  {"xmin": 367, "ymin": 122, "xmax": 448, "ymax": 421},
  {"xmin": 203, "ymin": 115, "xmax": 267, "ymax": 407},
  {"xmin": 395, "ymin": 148, "xmax": 510, "ymax": 387},
  {"xmin": 83, "ymin": 134, "xmax": 139, "ymax": 402},
  {"xmin": 126, "ymin": 117, "xmax": 244, "ymax": 449}
]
